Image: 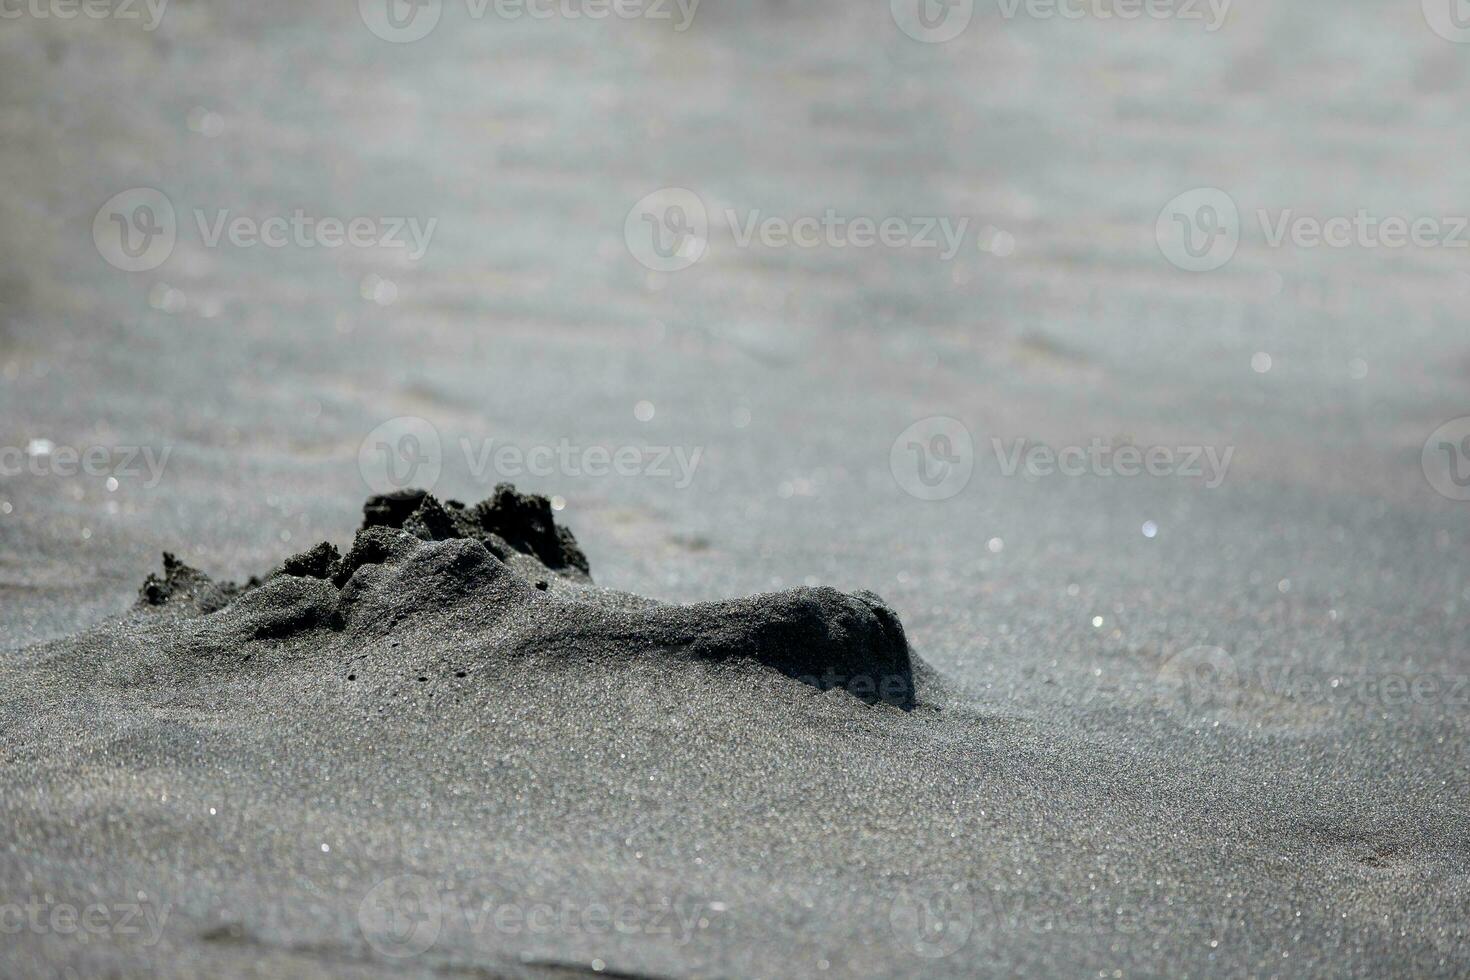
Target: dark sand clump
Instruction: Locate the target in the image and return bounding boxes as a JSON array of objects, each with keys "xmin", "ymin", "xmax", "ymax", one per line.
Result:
[
  {"xmin": 4, "ymin": 491, "xmax": 1465, "ymax": 978},
  {"xmin": 128, "ymin": 484, "xmax": 919, "ymax": 708}
]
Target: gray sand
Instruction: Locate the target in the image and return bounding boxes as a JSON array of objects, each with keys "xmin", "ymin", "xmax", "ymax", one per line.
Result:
[
  {"xmin": 2, "ymin": 0, "xmax": 1469, "ymax": 976},
  {"xmin": 3, "ymin": 488, "xmax": 1466, "ymax": 978}
]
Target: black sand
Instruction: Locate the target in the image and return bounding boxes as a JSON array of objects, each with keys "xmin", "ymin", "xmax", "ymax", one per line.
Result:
[
  {"xmin": 120, "ymin": 485, "xmax": 918, "ymax": 709},
  {"xmin": 3, "ymin": 488, "xmax": 1467, "ymax": 977},
  {"xmin": 4, "ymin": 1, "xmax": 1470, "ymax": 977}
]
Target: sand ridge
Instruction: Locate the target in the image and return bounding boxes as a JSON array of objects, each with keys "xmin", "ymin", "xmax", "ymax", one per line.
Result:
[{"xmin": 114, "ymin": 485, "xmax": 920, "ymax": 709}]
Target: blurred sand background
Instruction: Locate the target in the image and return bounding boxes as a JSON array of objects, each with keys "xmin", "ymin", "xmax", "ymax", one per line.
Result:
[{"xmin": 1, "ymin": 0, "xmax": 1469, "ymax": 975}]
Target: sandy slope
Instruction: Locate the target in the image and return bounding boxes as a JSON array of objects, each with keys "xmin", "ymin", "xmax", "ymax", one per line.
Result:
[
  {"xmin": 3, "ymin": 489, "xmax": 1467, "ymax": 977},
  {"xmin": 2, "ymin": 0, "xmax": 1469, "ymax": 976}
]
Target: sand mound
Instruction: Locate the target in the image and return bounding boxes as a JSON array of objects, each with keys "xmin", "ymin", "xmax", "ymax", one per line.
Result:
[{"xmin": 124, "ymin": 484, "xmax": 918, "ymax": 708}]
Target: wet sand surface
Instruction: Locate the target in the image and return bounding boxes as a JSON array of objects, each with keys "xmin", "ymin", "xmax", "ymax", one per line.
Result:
[{"xmin": 1, "ymin": 1, "xmax": 1469, "ymax": 976}]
